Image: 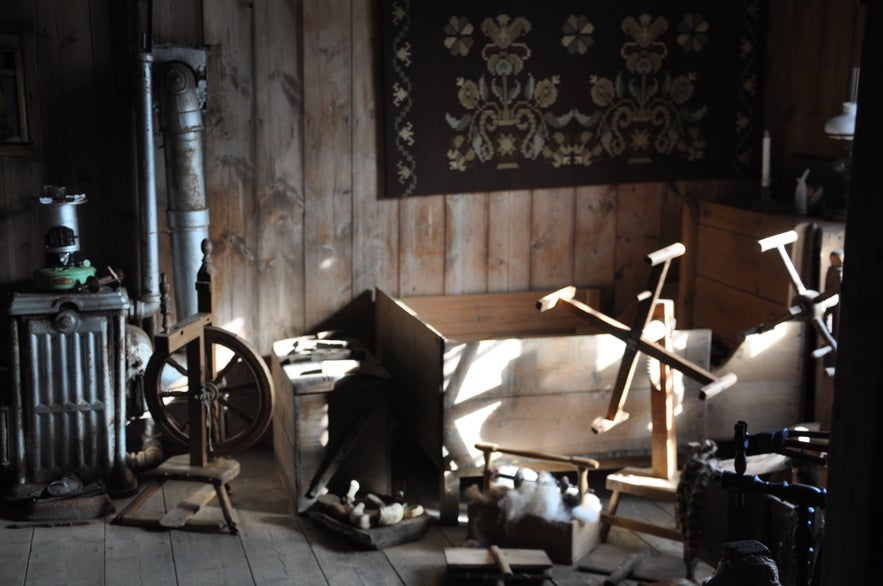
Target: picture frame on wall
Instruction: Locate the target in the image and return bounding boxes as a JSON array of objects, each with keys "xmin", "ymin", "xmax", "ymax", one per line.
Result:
[{"xmin": 0, "ymin": 27, "xmax": 36, "ymax": 155}]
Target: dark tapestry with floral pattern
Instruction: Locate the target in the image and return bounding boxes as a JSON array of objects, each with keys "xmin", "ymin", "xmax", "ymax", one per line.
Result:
[{"xmin": 380, "ymin": 0, "xmax": 766, "ymax": 197}]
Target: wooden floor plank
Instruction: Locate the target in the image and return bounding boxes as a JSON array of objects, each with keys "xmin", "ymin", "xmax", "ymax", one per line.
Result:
[
  {"xmin": 105, "ymin": 476, "xmax": 182, "ymax": 586},
  {"xmin": 233, "ymin": 451, "xmax": 328, "ymax": 585},
  {"xmin": 299, "ymin": 512, "xmax": 402, "ymax": 585},
  {"xmin": 613, "ymin": 493, "xmax": 681, "ymax": 556},
  {"xmin": 382, "ymin": 525, "xmax": 451, "ymax": 585},
  {"xmin": 162, "ymin": 479, "xmax": 254, "ymax": 586},
  {"xmin": 26, "ymin": 522, "xmax": 106, "ymax": 586},
  {"xmin": 0, "ymin": 523, "xmax": 32, "ymax": 586}
]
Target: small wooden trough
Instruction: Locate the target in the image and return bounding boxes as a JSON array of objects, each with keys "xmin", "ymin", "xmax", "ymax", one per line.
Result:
[
  {"xmin": 304, "ymin": 502, "xmax": 433, "ymax": 550},
  {"xmin": 465, "ymin": 443, "xmax": 602, "ymax": 565}
]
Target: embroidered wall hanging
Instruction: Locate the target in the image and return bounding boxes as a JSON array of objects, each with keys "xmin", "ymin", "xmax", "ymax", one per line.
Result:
[{"xmin": 380, "ymin": 0, "xmax": 766, "ymax": 197}]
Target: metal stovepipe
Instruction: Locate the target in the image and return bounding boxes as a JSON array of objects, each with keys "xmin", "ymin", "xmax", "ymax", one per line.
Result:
[
  {"xmin": 158, "ymin": 61, "xmax": 209, "ymax": 321},
  {"xmin": 133, "ymin": 50, "xmax": 161, "ymax": 335}
]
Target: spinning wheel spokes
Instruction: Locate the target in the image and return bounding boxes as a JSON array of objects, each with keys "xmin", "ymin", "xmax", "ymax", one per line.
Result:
[{"xmin": 145, "ymin": 325, "xmax": 274, "ymax": 456}]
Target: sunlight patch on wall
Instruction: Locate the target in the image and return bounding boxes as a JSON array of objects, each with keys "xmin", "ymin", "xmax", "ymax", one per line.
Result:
[
  {"xmin": 452, "ymin": 401, "xmax": 503, "ymax": 466},
  {"xmin": 445, "ymin": 340, "xmax": 522, "ymax": 404},
  {"xmin": 743, "ymin": 322, "xmax": 790, "ymax": 359}
]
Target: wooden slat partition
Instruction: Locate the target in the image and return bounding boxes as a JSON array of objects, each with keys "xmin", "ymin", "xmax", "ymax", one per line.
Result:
[
  {"xmin": 681, "ymin": 200, "xmax": 813, "ymax": 351},
  {"xmin": 399, "ymin": 289, "xmax": 601, "ymax": 342}
]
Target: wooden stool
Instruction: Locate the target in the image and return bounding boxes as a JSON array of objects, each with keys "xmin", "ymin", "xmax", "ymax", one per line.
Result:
[
  {"xmin": 600, "ymin": 466, "xmax": 681, "ymax": 542},
  {"xmin": 112, "ymin": 455, "xmax": 240, "ymax": 534}
]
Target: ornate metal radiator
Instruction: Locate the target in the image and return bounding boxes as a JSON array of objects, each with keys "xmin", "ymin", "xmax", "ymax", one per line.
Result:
[{"xmin": 1, "ymin": 289, "xmax": 131, "ymax": 498}]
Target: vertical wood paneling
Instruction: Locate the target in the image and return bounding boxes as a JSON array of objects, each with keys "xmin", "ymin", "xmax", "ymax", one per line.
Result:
[
  {"xmin": 153, "ymin": 0, "xmax": 202, "ymax": 45},
  {"xmin": 399, "ymin": 195, "xmax": 445, "ymax": 296},
  {"xmin": 37, "ymin": 0, "xmax": 99, "ymax": 208},
  {"xmin": 353, "ymin": 0, "xmax": 399, "ymax": 297},
  {"xmin": 89, "ymin": 0, "xmax": 138, "ymax": 283},
  {"xmin": 444, "ymin": 194, "xmax": 488, "ymax": 295},
  {"xmin": 487, "ymin": 190, "xmax": 531, "ymax": 292},
  {"xmin": 573, "ymin": 185, "xmax": 617, "ymax": 294},
  {"xmin": 202, "ymin": 0, "xmax": 258, "ymax": 337},
  {"xmin": 303, "ymin": 0, "xmax": 353, "ymax": 332},
  {"xmin": 614, "ymin": 182, "xmax": 663, "ymax": 316},
  {"xmin": 0, "ymin": 3, "xmax": 41, "ymax": 284},
  {"xmin": 780, "ymin": 1, "xmax": 827, "ymax": 178},
  {"xmin": 660, "ymin": 183, "xmax": 683, "ymax": 249},
  {"xmin": 0, "ymin": 160, "xmax": 42, "ymax": 283},
  {"xmin": 253, "ymin": 0, "xmax": 305, "ymax": 351},
  {"xmin": 811, "ymin": 0, "xmax": 861, "ymax": 156},
  {"xmin": 529, "ymin": 188, "xmax": 575, "ymax": 290},
  {"xmin": 763, "ymin": 0, "xmax": 795, "ymax": 194}
]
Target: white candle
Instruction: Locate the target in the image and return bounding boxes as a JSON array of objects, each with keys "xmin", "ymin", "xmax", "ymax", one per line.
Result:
[{"xmin": 761, "ymin": 131, "xmax": 771, "ymax": 188}]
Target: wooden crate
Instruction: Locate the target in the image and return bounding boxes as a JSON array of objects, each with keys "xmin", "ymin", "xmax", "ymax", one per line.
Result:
[
  {"xmin": 375, "ymin": 288, "xmax": 715, "ymax": 524},
  {"xmin": 467, "ymin": 502, "xmax": 600, "ymax": 565},
  {"xmin": 271, "ymin": 336, "xmax": 391, "ymax": 514}
]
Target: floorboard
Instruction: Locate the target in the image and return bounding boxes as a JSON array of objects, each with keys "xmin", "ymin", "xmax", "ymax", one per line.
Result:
[
  {"xmin": 0, "ymin": 448, "xmax": 719, "ymax": 585},
  {"xmin": 105, "ymin": 479, "xmax": 176, "ymax": 586},
  {"xmin": 233, "ymin": 453, "xmax": 327, "ymax": 585},
  {"xmin": 27, "ymin": 522, "xmax": 105, "ymax": 586},
  {"xmin": 0, "ymin": 523, "xmax": 31, "ymax": 586}
]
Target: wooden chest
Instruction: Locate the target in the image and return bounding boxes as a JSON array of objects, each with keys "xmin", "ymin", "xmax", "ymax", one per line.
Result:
[{"xmin": 375, "ymin": 288, "xmax": 715, "ymax": 523}]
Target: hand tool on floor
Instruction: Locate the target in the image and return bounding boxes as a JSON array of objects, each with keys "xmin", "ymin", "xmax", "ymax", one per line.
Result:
[
  {"xmin": 444, "ymin": 546, "xmax": 554, "ymax": 584},
  {"xmin": 603, "ymin": 547, "xmax": 652, "ymax": 585}
]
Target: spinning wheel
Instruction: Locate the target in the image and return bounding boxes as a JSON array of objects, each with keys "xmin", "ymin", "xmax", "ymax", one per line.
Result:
[
  {"xmin": 748, "ymin": 230, "xmax": 842, "ymax": 368},
  {"xmin": 114, "ymin": 241, "xmax": 273, "ymax": 535},
  {"xmin": 144, "ymin": 325, "xmax": 273, "ymax": 457}
]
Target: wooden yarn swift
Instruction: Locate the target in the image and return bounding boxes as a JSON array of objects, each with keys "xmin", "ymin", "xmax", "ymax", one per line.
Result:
[
  {"xmin": 538, "ymin": 242, "xmax": 737, "ymax": 542},
  {"xmin": 746, "ymin": 230, "xmax": 841, "ymax": 374}
]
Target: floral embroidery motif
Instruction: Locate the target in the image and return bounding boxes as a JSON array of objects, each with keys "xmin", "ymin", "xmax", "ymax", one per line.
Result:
[
  {"xmin": 389, "ymin": 0, "xmax": 417, "ymax": 194},
  {"xmin": 443, "ymin": 16, "xmax": 474, "ymax": 56},
  {"xmin": 677, "ymin": 14, "xmax": 709, "ymax": 53},
  {"xmin": 445, "ymin": 11, "xmax": 711, "ymax": 173},
  {"xmin": 445, "ymin": 15, "xmax": 576, "ymax": 170},
  {"xmin": 575, "ymin": 13, "xmax": 708, "ymax": 163},
  {"xmin": 562, "ymin": 15, "xmax": 594, "ymax": 55}
]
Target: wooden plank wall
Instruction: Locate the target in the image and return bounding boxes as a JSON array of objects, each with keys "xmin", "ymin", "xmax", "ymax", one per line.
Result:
[
  {"xmin": 766, "ymin": 0, "xmax": 866, "ymax": 192},
  {"xmin": 0, "ymin": 0, "xmax": 866, "ymax": 356}
]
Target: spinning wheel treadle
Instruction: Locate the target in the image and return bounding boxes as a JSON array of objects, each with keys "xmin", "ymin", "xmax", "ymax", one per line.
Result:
[{"xmin": 144, "ymin": 325, "xmax": 273, "ymax": 457}]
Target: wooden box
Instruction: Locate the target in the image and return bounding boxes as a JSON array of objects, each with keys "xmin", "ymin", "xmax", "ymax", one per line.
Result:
[
  {"xmin": 271, "ymin": 336, "xmax": 391, "ymax": 513},
  {"xmin": 375, "ymin": 288, "xmax": 715, "ymax": 523}
]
